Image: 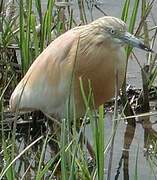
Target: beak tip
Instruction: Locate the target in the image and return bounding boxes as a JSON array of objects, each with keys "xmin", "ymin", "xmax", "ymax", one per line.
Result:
[{"xmin": 139, "ymin": 43, "xmax": 154, "ymax": 53}]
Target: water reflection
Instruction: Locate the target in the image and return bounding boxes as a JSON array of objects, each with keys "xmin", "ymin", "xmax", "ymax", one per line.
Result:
[
  {"xmin": 114, "ymin": 117, "xmax": 136, "ymax": 180},
  {"xmin": 113, "ymin": 113, "xmax": 157, "ymax": 179}
]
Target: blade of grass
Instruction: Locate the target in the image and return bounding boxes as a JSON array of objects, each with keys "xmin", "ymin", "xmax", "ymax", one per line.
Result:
[
  {"xmin": 36, "ymin": 134, "xmax": 49, "ymax": 178},
  {"xmin": 25, "ymin": 0, "xmax": 32, "ymax": 69},
  {"xmin": 107, "ymin": 69, "xmax": 119, "ymax": 180},
  {"xmin": 60, "ymin": 119, "xmax": 68, "ymax": 180},
  {"xmin": 19, "ymin": 0, "xmax": 27, "ymax": 74},
  {"xmin": 35, "ymin": 0, "xmax": 42, "ymax": 25},
  {"xmin": 121, "ymin": 0, "xmax": 130, "ymax": 22},
  {"xmin": 40, "ymin": 0, "xmax": 54, "ymax": 51},
  {"xmin": 97, "ymin": 105, "xmax": 105, "ymax": 180},
  {"xmin": 128, "ymin": 0, "xmax": 140, "ymax": 33},
  {"xmin": 31, "ymin": 14, "xmax": 40, "ymax": 57}
]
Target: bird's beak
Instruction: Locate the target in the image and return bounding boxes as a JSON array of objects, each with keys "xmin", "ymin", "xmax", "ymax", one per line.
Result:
[{"xmin": 122, "ymin": 32, "xmax": 153, "ymax": 52}]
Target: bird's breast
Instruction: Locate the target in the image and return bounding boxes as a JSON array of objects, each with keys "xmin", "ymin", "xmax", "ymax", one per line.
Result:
[{"xmin": 73, "ymin": 46, "xmax": 126, "ymax": 115}]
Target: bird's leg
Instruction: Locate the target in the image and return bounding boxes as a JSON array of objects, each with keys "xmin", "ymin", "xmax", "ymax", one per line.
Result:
[
  {"xmin": 79, "ymin": 131, "xmax": 95, "ymax": 159},
  {"xmin": 46, "ymin": 113, "xmax": 95, "ymax": 163},
  {"xmin": 76, "ymin": 118, "xmax": 95, "ymax": 159},
  {"xmin": 46, "ymin": 114, "xmax": 61, "ymax": 155}
]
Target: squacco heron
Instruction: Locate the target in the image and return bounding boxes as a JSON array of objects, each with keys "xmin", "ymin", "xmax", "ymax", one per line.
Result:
[{"xmin": 10, "ymin": 16, "xmax": 152, "ymax": 118}]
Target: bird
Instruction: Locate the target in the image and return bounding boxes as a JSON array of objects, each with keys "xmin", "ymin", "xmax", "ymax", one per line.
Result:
[{"xmin": 9, "ymin": 16, "xmax": 152, "ymax": 119}]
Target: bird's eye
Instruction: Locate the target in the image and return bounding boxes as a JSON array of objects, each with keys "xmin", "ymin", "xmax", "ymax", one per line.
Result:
[{"xmin": 109, "ymin": 28, "xmax": 115, "ymax": 35}]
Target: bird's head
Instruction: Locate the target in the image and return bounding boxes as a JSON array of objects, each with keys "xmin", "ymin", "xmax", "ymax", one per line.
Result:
[{"xmin": 93, "ymin": 16, "xmax": 153, "ymax": 52}]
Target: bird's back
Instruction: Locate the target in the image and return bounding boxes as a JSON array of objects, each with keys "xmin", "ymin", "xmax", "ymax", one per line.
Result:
[{"xmin": 9, "ymin": 30, "xmax": 80, "ymax": 117}]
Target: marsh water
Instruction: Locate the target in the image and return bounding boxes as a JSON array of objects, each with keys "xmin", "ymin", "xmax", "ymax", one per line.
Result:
[{"xmin": 39, "ymin": 0, "xmax": 157, "ymax": 179}]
